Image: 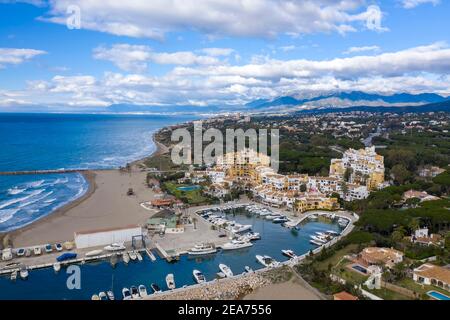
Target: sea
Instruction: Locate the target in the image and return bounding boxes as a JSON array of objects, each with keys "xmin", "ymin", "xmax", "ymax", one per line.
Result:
[{"xmin": 0, "ymin": 113, "xmax": 196, "ymax": 232}]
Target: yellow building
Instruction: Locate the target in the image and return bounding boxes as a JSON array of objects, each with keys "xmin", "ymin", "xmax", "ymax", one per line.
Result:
[{"xmin": 294, "ymin": 196, "xmax": 339, "ymax": 213}]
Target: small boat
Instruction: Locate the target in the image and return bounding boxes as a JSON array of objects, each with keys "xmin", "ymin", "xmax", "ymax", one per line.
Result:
[
  {"xmin": 19, "ymin": 265, "xmax": 29, "ymax": 279},
  {"xmin": 310, "ymin": 235, "xmax": 327, "ymax": 243},
  {"xmin": 151, "ymin": 283, "xmax": 161, "ymax": 293},
  {"xmin": 193, "ymin": 269, "xmax": 206, "ymax": 284},
  {"xmin": 256, "ymin": 255, "xmax": 279, "ymax": 268},
  {"xmin": 91, "ymin": 294, "xmax": 100, "ymax": 301},
  {"xmin": 45, "ymin": 244, "xmax": 52, "ymax": 253},
  {"xmin": 222, "ymin": 239, "xmax": 253, "ymax": 251},
  {"xmin": 85, "ymin": 249, "xmax": 103, "ymax": 257},
  {"xmin": 56, "ymin": 252, "xmax": 77, "ymax": 262},
  {"xmin": 16, "ymin": 248, "xmax": 25, "ymax": 257},
  {"xmin": 99, "ymin": 292, "xmax": 108, "ymax": 301},
  {"xmin": 273, "ymin": 217, "xmax": 289, "ymax": 224},
  {"xmin": 281, "ymin": 249, "xmax": 297, "ymax": 259},
  {"xmin": 219, "ymin": 264, "xmax": 233, "ymax": 277},
  {"xmin": 107, "ymin": 291, "xmax": 115, "ymax": 300},
  {"xmin": 122, "ymin": 252, "xmax": 130, "ymax": 264},
  {"xmin": 136, "ymin": 251, "xmax": 143, "ymax": 261},
  {"xmin": 244, "ymin": 266, "xmax": 254, "ymax": 273},
  {"xmin": 326, "ymin": 230, "xmax": 339, "ymax": 236},
  {"xmin": 231, "ymin": 224, "xmax": 252, "ymax": 233},
  {"xmin": 53, "ymin": 262, "xmax": 61, "ymax": 272},
  {"xmin": 110, "ymin": 253, "xmax": 118, "ymax": 267},
  {"xmin": 33, "ymin": 246, "xmax": 42, "ymax": 256},
  {"xmin": 166, "ymin": 273, "xmax": 176, "ymax": 290},
  {"xmin": 55, "ymin": 243, "xmax": 63, "ymax": 252},
  {"xmin": 265, "ymin": 215, "xmax": 280, "ymax": 221},
  {"xmin": 130, "ymin": 286, "xmax": 140, "ymax": 299},
  {"xmin": 188, "ymin": 243, "xmax": 217, "ymax": 256},
  {"xmin": 63, "ymin": 241, "xmax": 74, "ymax": 250},
  {"xmin": 138, "ymin": 285, "xmax": 148, "ymax": 297},
  {"xmin": 10, "ymin": 270, "xmax": 17, "ymax": 281},
  {"xmin": 338, "ymin": 218, "xmax": 348, "ymax": 227},
  {"xmin": 104, "ymin": 243, "xmax": 126, "ymax": 252},
  {"xmin": 122, "ymin": 288, "xmax": 132, "ymax": 300},
  {"xmin": 310, "ymin": 239, "xmax": 323, "ymax": 246},
  {"xmin": 25, "ymin": 249, "xmax": 31, "ymax": 257},
  {"xmin": 129, "ymin": 251, "xmax": 137, "ymax": 261}
]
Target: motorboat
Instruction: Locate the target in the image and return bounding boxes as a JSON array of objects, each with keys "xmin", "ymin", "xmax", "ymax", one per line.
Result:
[
  {"xmin": 326, "ymin": 230, "xmax": 339, "ymax": 236},
  {"xmin": 45, "ymin": 244, "xmax": 52, "ymax": 253},
  {"xmin": 150, "ymin": 283, "xmax": 162, "ymax": 293},
  {"xmin": 310, "ymin": 235, "xmax": 327, "ymax": 243},
  {"xmin": 193, "ymin": 269, "xmax": 206, "ymax": 284},
  {"xmin": 53, "ymin": 262, "xmax": 61, "ymax": 272},
  {"xmin": 91, "ymin": 294, "xmax": 100, "ymax": 300},
  {"xmin": 99, "ymin": 292, "xmax": 108, "ymax": 301},
  {"xmin": 19, "ymin": 265, "xmax": 29, "ymax": 279},
  {"xmin": 85, "ymin": 249, "xmax": 103, "ymax": 257},
  {"xmin": 219, "ymin": 264, "xmax": 233, "ymax": 277},
  {"xmin": 104, "ymin": 243, "xmax": 126, "ymax": 252},
  {"xmin": 138, "ymin": 285, "xmax": 148, "ymax": 297},
  {"xmin": 242, "ymin": 231, "xmax": 261, "ymax": 241},
  {"xmin": 136, "ymin": 251, "xmax": 143, "ymax": 261},
  {"xmin": 231, "ymin": 224, "xmax": 252, "ymax": 233},
  {"xmin": 33, "ymin": 246, "xmax": 42, "ymax": 256},
  {"xmin": 16, "ymin": 248, "xmax": 25, "ymax": 257},
  {"xmin": 122, "ymin": 252, "xmax": 130, "ymax": 264},
  {"xmin": 281, "ymin": 249, "xmax": 297, "ymax": 259},
  {"xmin": 244, "ymin": 266, "xmax": 254, "ymax": 273},
  {"xmin": 273, "ymin": 217, "xmax": 289, "ymax": 224},
  {"xmin": 55, "ymin": 243, "xmax": 63, "ymax": 252},
  {"xmin": 256, "ymin": 255, "xmax": 279, "ymax": 268},
  {"xmin": 56, "ymin": 252, "xmax": 77, "ymax": 262},
  {"xmin": 222, "ymin": 239, "xmax": 253, "ymax": 251},
  {"xmin": 188, "ymin": 243, "xmax": 217, "ymax": 256},
  {"xmin": 166, "ymin": 273, "xmax": 176, "ymax": 290},
  {"xmin": 129, "ymin": 251, "xmax": 137, "ymax": 261},
  {"xmin": 310, "ymin": 239, "xmax": 323, "ymax": 246},
  {"xmin": 130, "ymin": 286, "xmax": 140, "ymax": 299},
  {"xmin": 10, "ymin": 270, "xmax": 17, "ymax": 281},
  {"xmin": 107, "ymin": 291, "xmax": 115, "ymax": 300},
  {"xmin": 338, "ymin": 218, "xmax": 348, "ymax": 227},
  {"xmin": 122, "ymin": 288, "xmax": 132, "ymax": 300}
]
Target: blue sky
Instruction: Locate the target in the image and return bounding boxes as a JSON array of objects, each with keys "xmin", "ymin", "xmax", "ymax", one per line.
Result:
[{"xmin": 0, "ymin": 0, "xmax": 449, "ymax": 110}]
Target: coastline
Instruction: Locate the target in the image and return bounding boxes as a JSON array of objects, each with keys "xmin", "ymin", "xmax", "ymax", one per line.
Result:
[{"xmin": 6, "ymin": 129, "xmax": 171, "ymax": 247}]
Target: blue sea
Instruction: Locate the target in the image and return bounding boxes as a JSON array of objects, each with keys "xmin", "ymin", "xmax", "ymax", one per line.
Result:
[{"xmin": 0, "ymin": 113, "xmax": 195, "ymax": 232}]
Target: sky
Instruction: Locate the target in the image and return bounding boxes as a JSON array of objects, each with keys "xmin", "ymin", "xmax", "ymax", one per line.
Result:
[{"xmin": 0, "ymin": 0, "xmax": 449, "ymax": 110}]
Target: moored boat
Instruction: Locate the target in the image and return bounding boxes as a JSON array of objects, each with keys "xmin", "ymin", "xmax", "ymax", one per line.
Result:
[
  {"xmin": 104, "ymin": 243, "xmax": 126, "ymax": 252},
  {"xmin": 107, "ymin": 291, "xmax": 115, "ymax": 300},
  {"xmin": 122, "ymin": 288, "xmax": 132, "ymax": 300},
  {"xmin": 138, "ymin": 285, "xmax": 148, "ymax": 297},
  {"xmin": 53, "ymin": 262, "xmax": 61, "ymax": 272},
  {"xmin": 166, "ymin": 273, "xmax": 176, "ymax": 290},
  {"xmin": 244, "ymin": 266, "xmax": 254, "ymax": 273},
  {"xmin": 219, "ymin": 264, "xmax": 233, "ymax": 277},
  {"xmin": 85, "ymin": 249, "xmax": 103, "ymax": 257},
  {"xmin": 150, "ymin": 283, "xmax": 161, "ymax": 293},
  {"xmin": 136, "ymin": 251, "xmax": 143, "ymax": 261},
  {"xmin": 222, "ymin": 239, "xmax": 253, "ymax": 251},
  {"xmin": 45, "ymin": 244, "xmax": 52, "ymax": 253},
  {"xmin": 129, "ymin": 251, "xmax": 137, "ymax": 261},
  {"xmin": 130, "ymin": 286, "xmax": 140, "ymax": 299},
  {"xmin": 16, "ymin": 248, "xmax": 25, "ymax": 257},
  {"xmin": 91, "ymin": 294, "xmax": 100, "ymax": 300},
  {"xmin": 99, "ymin": 291, "xmax": 108, "ymax": 301},
  {"xmin": 188, "ymin": 243, "xmax": 217, "ymax": 256},
  {"xmin": 56, "ymin": 252, "xmax": 77, "ymax": 262},
  {"xmin": 122, "ymin": 252, "xmax": 130, "ymax": 264},
  {"xmin": 273, "ymin": 217, "xmax": 289, "ymax": 223},
  {"xmin": 256, "ymin": 255, "xmax": 279, "ymax": 268},
  {"xmin": 10, "ymin": 270, "xmax": 17, "ymax": 281},
  {"xmin": 55, "ymin": 243, "xmax": 63, "ymax": 252},
  {"xmin": 310, "ymin": 239, "xmax": 323, "ymax": 246},
  {"xmin": 281, "ymin": 249, "xmax": 297, "ymax": 259},
  {"xmin": 33, "ymin": 246, "xmax": 42, "ymax": 256},
  {"xmin": 193, "ymin": 269, "xmax": 206, "ymax": 284},
  {"xmin": 19, "ymin": 265, "xmax": 29, "ymax": 279}
]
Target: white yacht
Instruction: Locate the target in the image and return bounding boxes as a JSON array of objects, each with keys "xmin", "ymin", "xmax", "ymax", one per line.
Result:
[
  {"xmin": 338, "ymin": 218, "xmax": 348, "ymax": 227},
  {"xmin": 222, "ymin": 239, "xmax": 253, "ymax": 251},
  {"xmin": 193, "ymin": 269, "xmax": 206, "ymax": 284},
  {"xmin": 244, "ymin": 266, "xmax": 254, "ymax": 273},
  {"xmin": 273, "ymin": 216, "xmax": 290, "ymax": 224},
  {"xmin": 130, "ymin": 286, "xmax": 140, "ymax": 299},
  {"xmin": 85, "ymin": 249, "xmax": 103, "ymax": 257},
  {"xmin": 19, "ymin": 265, "xmax": 29, "ymax": 279},
  {"xmin": 53, "ymin": 262, "xmax": 61, "ymax": 273},
  {"xmin": 166, "ymin": 273, "xmax": 176, "ymax": 290},
  {"xmin": 122, "ymin": 288, "xmax": 132, "ymax": 300},
  {"xmin": 231, "ymin": 224, "xmax": 252, "ymax": 233},
  {"xmin": 310, "ymin": 239, "xmax": 323, "ymax": 246},
  {"xmin": 256, "ymin": 255, "xmax": 279, "ymax": 268},
  {"xmin": 129, "ymin": 251, "xmax": 137, "ymax": 261},
  {"xmin": 33, "ymin": 246, "xmax": 42, "ymax": 256},
  {"xmin": 281, "ymin": 249, "xmax": 297, "ymax": 259},
  {"xmin": 188, "ymin": 243, "xmax": 217, "ymax": 256},
  {"xmin": 107, "ymin": 291, "xmax": 115, "ymax": 300},
  {"xmin": 91, "ymin": 294, "xmax": 100, "ymax": 301},
  {"xmin": 136, "ymin": 251, "xmax": 143, "ymax": 261},
  {"xmin": 104, "ymin": 243, "xmax": 126, "ymax": 252},
  {"xmin": 10, "ymin": 270, "xmax": 17, "ymax": 281},
  {"xmin": 99, "ymin": 292, "xmax": 108, "ymax": 301},
  {"xmin": 138, "ymin": 285, "xmax": 148, "ymax": 297},
  {"xmin": 242, "ymin": 232, "xmax": 261, "ymax": 241},
  {"xmin": 219, "ymin": 264, "xmax": 233, "ymax": 277},
  {"xmin": 310, "ymin": 235, "xmax": 327, "ymax": 243},
  {"xmin": 122, "ymin": 252, "xmax": 130, "ymax": 264}
]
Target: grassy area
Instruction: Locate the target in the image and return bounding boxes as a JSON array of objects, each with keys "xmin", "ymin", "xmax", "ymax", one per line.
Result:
[
  {"xmin": 315, "ymin": 244, "xmax": 359, "ymax": 271},
  {"xmin": 395, "ymin": 278, "xmax": 450, "ymax": 300},
  {"xmin": 163, "ymin": 182, "xmax": 211, "ymax": 205},
  {"xmin": 334, "ymin": 263, "xmax": 369, "ymax": 285},
  {"xmin": 364, "ymin": 286, "xmax": 411, "ymax": 300},
  {"xmin": 143, "ymin": 153, "xmax": 187, "ymax": 171}
]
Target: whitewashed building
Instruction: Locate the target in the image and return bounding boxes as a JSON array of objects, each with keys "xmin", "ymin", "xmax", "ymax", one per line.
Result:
[{"xmin": 74, "ymin": 225, "xmax": 143, "ymax": 249}]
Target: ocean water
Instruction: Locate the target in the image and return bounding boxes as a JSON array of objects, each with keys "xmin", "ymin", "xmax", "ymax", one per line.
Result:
[
  {"xmin": 0, "ymin": 113, "xmax": 195, "ymax": 232},
  {"xmin": 0, "ymin": 214, "xmax": 343, "ymax": 300}
]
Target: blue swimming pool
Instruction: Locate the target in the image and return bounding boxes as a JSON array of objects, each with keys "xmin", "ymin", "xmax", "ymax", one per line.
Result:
[
  {"xmin": 177, "ymin": 185, "xmax": 201, "ymax": 191},
  {"xmin": 352, "ymin": 265, "xmax": 368, "ymax": 274},
  {"xmin": 427, "ymin": 290, "xmax": 450, "ymax": 300}
]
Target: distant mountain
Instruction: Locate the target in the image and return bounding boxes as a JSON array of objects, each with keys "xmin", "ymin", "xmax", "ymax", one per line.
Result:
[
  {"xmin": 106, "ymin": 104, "xmax": 224, "ymax": 114},
  {"xmin": 245, "ymin": 91, "xmax": 448, "ymax": 110}
]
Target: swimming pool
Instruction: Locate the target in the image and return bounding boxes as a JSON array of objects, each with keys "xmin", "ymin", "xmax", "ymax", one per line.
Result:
[
  {"xmin": 177, "ymin": 185, "xmax": 201, "ymax": 191},
  {"xmin": 351, "ymin": 264, "xmax": 368, "ymax": 274},
  {"xmin": 427, "ymin": 290, "xmax": 450, "ymax": 300}
]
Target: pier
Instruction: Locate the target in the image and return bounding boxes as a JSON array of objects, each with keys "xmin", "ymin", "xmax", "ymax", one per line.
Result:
[{"xmin": 0, "ymin": 169, "xmax": 92, "ymax": 176}]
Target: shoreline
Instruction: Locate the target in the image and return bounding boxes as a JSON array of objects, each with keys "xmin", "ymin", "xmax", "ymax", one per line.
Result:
[{"xmin": 3, "ymin": 128, "xmax": 171, "ymax": 245}]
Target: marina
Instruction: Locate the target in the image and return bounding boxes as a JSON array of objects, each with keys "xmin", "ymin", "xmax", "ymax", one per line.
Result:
[{"xmin": 0, "ymin": 205, "xmax": 355, "ymax": 300}]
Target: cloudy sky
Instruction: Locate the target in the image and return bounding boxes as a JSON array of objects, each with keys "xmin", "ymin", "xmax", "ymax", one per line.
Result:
[{"xmin": 0, "ymin": 0, "xmax": 449, "ymax": 110}]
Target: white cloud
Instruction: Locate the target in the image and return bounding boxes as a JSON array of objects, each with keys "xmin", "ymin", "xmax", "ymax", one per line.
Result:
[
  {"xmin": 0, "ymin": 48, "xmax": 46, "ymax": 68},
  {"xmin": 401, "ymin": 0, "xmax": 440, "ymax": 9},
  {"xmin": 200, "ymin": 48, "xmax": 235, "ymax": 57},
  {"xmin": 343, "ymin": 45, "xmax": 381, "ymax": 54},
  {"xmin": 93, "ymin": 44, "xmax": 221, "ymax": 72},
  {"xmin": 40, "ymin": 0, "xmax": 387, "ymax": 39}
]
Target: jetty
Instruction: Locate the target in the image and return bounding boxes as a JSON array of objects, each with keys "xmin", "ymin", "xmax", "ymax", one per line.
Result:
[{"xmin": 0, "ymin": 169, "xmax": 91, "ymax": 176}]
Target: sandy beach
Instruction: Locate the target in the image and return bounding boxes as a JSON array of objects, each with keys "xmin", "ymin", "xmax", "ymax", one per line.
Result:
[
  {"xmin": 8, "ymin": 133, "xmax": 169, "ymax": 248},
  {"xmin": 243, "ymin": 278, "xmax": 324, "ymax": 300}
]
